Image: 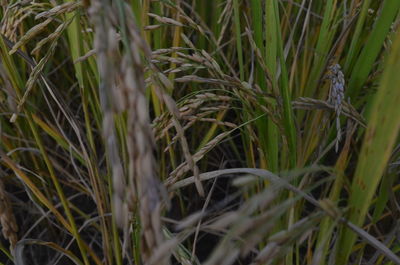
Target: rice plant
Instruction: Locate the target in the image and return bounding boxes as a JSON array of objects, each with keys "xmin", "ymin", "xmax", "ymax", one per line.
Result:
[{"xmin": 0, "ymin": 0, "xmax": 400, "ymax": 264}]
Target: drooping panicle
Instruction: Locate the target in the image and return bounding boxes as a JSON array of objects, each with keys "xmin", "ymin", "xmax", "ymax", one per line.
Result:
[{"xmin": 327, "ymin": 63, "xmax": 345, "ymax": 152}]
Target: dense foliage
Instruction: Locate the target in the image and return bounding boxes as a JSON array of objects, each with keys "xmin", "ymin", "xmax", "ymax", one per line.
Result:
[{"xmin": 1, "ymin": 1, "xmax": 400, "ymax": 264}]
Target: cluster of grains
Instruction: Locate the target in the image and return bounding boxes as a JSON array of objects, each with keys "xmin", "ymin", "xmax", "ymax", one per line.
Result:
[
  {"xmin": 292, "ymin": 97, "xmax": 365, "ymax": 128},
  {"xmin": 327, "ymin": 64, "xmax": 345, "ymax": 152},
  {"xmin": 172, "ymin": 168, "xmax": 324, "ymax": 265},
  {"xmin": 0, "ymin": 178, "xmax": 18, "ymax": 251},
  {"xmin": 1, "ymin": 2, "xmax": 80, "ymax": 123},
  {"xmin": 90, "ymin": 1, "xmax": 171, "ymax": 264}
]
